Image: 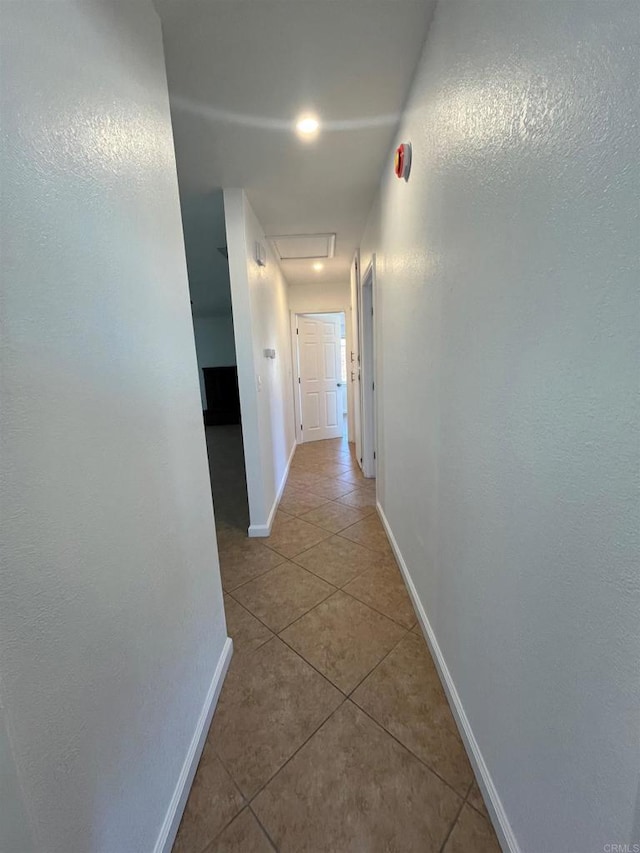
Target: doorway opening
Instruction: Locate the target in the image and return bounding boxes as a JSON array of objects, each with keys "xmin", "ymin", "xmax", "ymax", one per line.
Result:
[
  {"xmin": 182, "ymin": 189, "xmax": 250, "ymax": 532},
  {"xmin": 292, "ymin": 312, "xmax": 348, "ymax": 445}
]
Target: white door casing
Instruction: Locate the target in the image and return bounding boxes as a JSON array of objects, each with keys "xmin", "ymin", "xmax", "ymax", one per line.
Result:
[
  {"xmin": 350, "ymin": 252, "xmax": 362, "ymax": 466},
  {"xmin": 296, "ymin": 313, "xmax": 343, "ymax": 442},
  {"xmin": 360, "ymin": 258, "xmax": 377, "ymax": 478}
]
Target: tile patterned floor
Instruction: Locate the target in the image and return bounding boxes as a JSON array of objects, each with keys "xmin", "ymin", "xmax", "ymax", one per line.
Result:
[{"xmin": 174, "ymin": 436, "xmax": 501, "ymax": 853}]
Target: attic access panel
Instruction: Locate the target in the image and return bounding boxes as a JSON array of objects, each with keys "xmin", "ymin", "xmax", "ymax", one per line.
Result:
[{"xmin": 269, "ymin": 233, "xmax": 336, "ymax": 261}]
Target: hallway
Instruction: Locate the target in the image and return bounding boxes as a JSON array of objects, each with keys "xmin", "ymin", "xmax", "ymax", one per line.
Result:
[{"xmin": 173, "ymin": 438, "xmax": 500, "ymax": 852}]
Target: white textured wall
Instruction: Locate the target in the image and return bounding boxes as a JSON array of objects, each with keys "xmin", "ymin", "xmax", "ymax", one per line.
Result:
[
  {"xmin": 0, "ymin": 3, "xmax": 228, "ymax": 851},
  {"xmin": 288, "ymin": 281, "xmax": 354, "ymax": 438},
  {"xmin": 361, "ymin": 2, "xmax": 640, "ymax": 851},
  {"xmin": 224, "ymin": 190, "xmax": 296, "ymax": 533},
  {"xmin": 192, "ymin": 314, "xmax": 237, "ymax": 408},
  {"xmin": 0, "ymin": 714, "xmax": 34, "ymax": 852}
]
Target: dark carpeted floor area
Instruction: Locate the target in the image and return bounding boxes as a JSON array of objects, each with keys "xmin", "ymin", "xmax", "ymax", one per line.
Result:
[{"xmin": 204, "ymin": 424, "xmax": 250, "ymax": 533}]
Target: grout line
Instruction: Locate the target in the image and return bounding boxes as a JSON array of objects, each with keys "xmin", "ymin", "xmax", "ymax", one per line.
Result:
[
  {"xmin": 224, "ymin": 562, "xmax": 284, "ymax": 596},
  {"xmin": 244, "ymin": 696, "xmax": 348, "ymax": 809},
  {"xmin": 288, "ymin": 554, "xmax": 373, "ymax": 590},
  {"xmin": 339, "ymin": 584, "xmax": 417, "ymax": 631},
  {"xmin": 223, "ymin": 595, "xmax": 275, "ymax": 648},
  {"xmin": 261, "ymin": 526, "xmax": 335, "ymax": 558},
  {"xmin": 207, "ymin": 635, "xmax": 348, "ymax": 809},
  {"xmin": 210, "ymin": 745, "xmax": 248, "ymax": 807},
  {"xmin": 248, "ymin": 804, "xmax": 280, "ymax": 852},
  {"xmin": 438, "ymin": 789, "xmax": 467, "ymax": 853},
  {"xmin": 350, "ymin": 697, "xmax": 470, "ymax": 806},
  {"xmin": 344, "ymin": 627, "xmax": 410, "ymax": 698},
  {"xmin": 464, "ymin": 785, "xmax": 493, "ymax": 823},
  {"xmin": 277, "ymin": 631, "xmax": 349, "ymax": 700},
  {"xmin": 225, "ymin": 593, "xmax": 345, "ymax": 694},
  {"xmin": 292, "ymin": 512, "xmax": 376, "ymax": 536},
  {"xmin": 187, "ymin": 755, "xmax": 249, "ymax": 853},
  {"xmin": 231, "ymin": 581, "xmax": 337, "ymax": 636},
  {"xmin": 274, "ymin": 589, "xmax": 343, "ymax": 643},
  {"xmin": 336, "ymin": 533, "xmax": 392, "ymax": 557}
]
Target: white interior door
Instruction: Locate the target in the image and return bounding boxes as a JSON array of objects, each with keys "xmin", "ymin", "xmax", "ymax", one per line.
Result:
[{"xmin": 297, "ymin": 313, "xmax": 343, "ymax": 442}]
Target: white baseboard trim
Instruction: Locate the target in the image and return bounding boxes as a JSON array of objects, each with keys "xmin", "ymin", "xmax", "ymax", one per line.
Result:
[
  {"xmin": 376, "ymin": 502, "xmax": 521, "ymax": 853},
  {"xmin": 248, "ymin": 441, "xmax": 296, "ymax": 538},
  {"xmin": 154, "ymin": 637, "xmax": 234, "ymax": 853}
]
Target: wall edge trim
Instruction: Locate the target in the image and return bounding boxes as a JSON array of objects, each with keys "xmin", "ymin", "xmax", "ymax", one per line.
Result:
[
  {"xmin": 154, "ymin": 637, "xmax": 234, "ymax": 853},
  {"xmin": 248, "ymin": 440, "xmax": 296, "ymax": 538},
  {"xmin": 376, "ymin": 502, "xmax": 521, "ymax": 853}
]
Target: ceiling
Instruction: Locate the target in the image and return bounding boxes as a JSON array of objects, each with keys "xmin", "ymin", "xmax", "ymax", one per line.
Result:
[{"xmin": 156, "ymin": 0, "xmax": 435, "ymax": 287}]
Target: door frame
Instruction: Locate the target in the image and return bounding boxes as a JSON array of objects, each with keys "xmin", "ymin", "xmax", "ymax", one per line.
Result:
[
  {"xmin": 290, "ymin": 310, "xmax": 348, "ymax": 445},
  {"xmin": 350, "ymin": 251, "xmax": 362, "ymax": 466},
  {"xmin": 359, "ymin": 257, "xmax": 377, "ymax": 477}
]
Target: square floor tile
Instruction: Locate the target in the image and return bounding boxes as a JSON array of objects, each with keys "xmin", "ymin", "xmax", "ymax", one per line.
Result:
[
  {"xmin": 467, "ymin": 779, "xmax": 491, "ymax": 820},
  {"xmin": 336, "ymin": 487, "xmax": 377, "ymax": 509},
  {"xmin": 343, "ymin": 562, "xmax": 416, "ymax": 628},
  {"xmin": 279, "ymin": 591, "xmax": 406, "ymax": 693},
  {"xmin": 224, "ymin": 594, "xmax": 273, "ymax": 656},
  {"xmin": 352, "ymin": 632, "xmax": 473, "ymax": 795},
  {"xmin": 252, "ymin": 701, "xmax": 461, "ymax": 853},
  {"xmin": 265, "ymin": 516, "xmax": 332, "ymax": 558},
  {"xmin": 231, "ymin": 562, "xmax": 334, "ymax": 633},
  {"xmin": 278, "ymin": 489, "xmax": 328, "ymax": 517},
  {"xmin": 299, "ymin": 500, "xmax": 372, "ymax": 533},
  {"xmin": 203, "ymin": 808, "xmax": 274, "ymax": 853},
  {"xmin": 172, "ymin": 743, "xmax": 244, "ymax": 853},
  {"xmin": 219, "ymin": 540, "xmax": 286, "ymax": 591},
  {"xmin": 340, "ymin": 514, "xmax": 392, "ymax": 554},
  {"xmin": 292, "ymin": 535, "xmax": 383, "ymax": 587},
  {"xmin": 443, "ymin": 803, "xmax": 501, "ymax": 853},
  {"xmin": 208, "ymin": 638, "xmax": 342, "ymax": 798}
]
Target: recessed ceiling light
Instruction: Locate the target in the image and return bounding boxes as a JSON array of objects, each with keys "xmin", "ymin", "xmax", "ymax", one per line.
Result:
[
  {"xmin": 295, "ymin": 114, "xmax": 320, "ymax": 140},
  {"xmin": 312, "ymin": 262, "xmax": 323, "ymax": 272}
]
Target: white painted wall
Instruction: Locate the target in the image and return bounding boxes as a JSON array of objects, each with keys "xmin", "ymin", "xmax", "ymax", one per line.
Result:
[
  {"xmin": 192, "ymin": 314, "xmax": 237, "ymax": 408},
  {"xmin": 0, "ymin": 714, "xmax": 34, "ymax": 852},
  {"xmin": 361, "ymin": 2, "xmax": 640, "ymax": 851},
  {"xmin": 288, "ymin": 281, "xmax": 354, "ymax": 440},
  {"xmin": 0, "ymin": 3, "xmax": 229, "ymax": 851},
  {"xmin": 224, "ymin": 190, "xmax": 296, "ymax": 535}
]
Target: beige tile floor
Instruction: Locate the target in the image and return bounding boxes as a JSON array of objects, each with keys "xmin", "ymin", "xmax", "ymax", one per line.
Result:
[{"xmin": 173, "ymin": 436, "xmax": 501, "ymax": 853}]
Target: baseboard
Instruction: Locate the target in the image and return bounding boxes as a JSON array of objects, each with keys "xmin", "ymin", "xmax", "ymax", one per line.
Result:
[
  {"xmin": 248, "ymin": 441, "xmax": 296, "ymax": 538},
  {"xmin": 154, "ymin": 637, "xmax": 234, "ymax": 853},
  {"xmin": 376, "ymin": 503, "xmax": 521, "ymax": 853}
]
